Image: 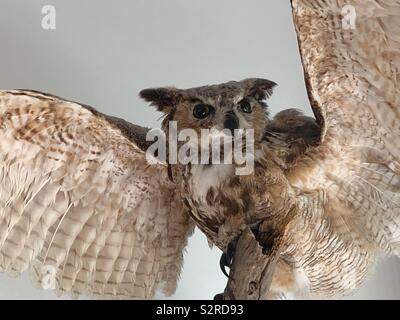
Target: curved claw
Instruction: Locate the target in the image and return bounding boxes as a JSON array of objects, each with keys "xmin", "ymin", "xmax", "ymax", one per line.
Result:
[
  {"xmin": 219, "ymin": 252, "xmax": 230, "ymax": 278},
  {"xmin": 219, "ymin": 238, "xmax": 238, "ymax": 278},
  {"xmin": 213, "ymin": 293, "xmax": 224, "ymax": 300}
]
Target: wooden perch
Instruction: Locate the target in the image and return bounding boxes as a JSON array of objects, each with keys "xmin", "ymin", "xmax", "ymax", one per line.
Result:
[{"xmin": 222, "ymin": 221, "xmax": 285, "ymax": 300}]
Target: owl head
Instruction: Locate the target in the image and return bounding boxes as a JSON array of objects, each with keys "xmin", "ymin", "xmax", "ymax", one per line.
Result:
[{"xmin": 139, "ymin": 78, "xmax": 277, "ymax": 142}]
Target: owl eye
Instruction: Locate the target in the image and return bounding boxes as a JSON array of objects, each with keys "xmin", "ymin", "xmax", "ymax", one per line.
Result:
[
  {"xmin": 193, "ymin": 104, "xmax": 213, "ymax": 119},
  {"xmin": 238, "ymin": 99, "xmax": 252, "ymax": 113}
]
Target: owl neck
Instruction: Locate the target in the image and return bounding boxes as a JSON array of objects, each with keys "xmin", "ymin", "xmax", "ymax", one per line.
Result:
[{"xmin": 174, "ymin": 135, "xmax": 296, "ymax": 213}]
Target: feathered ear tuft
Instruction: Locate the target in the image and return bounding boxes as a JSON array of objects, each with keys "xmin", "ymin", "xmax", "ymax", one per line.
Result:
[
  {"xmin": 139, "ymin": 87, "xmax": 182, "ymax": 112},
  {"xmin": 241, "ymin": 78, "xmax": 277, "ymax": 101}
]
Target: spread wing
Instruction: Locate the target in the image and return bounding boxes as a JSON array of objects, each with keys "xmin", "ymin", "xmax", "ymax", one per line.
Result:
[
  {"xmin": 0, "ymin": 90, "xmax": 193, "ymax": 298},
  {"xmin": 289, "ymin": 0, "xmax": 400, "ymax": 294}
]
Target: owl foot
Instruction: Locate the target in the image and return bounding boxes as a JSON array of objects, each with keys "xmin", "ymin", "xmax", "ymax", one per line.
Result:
[
  {"xmin": 219, "ymin": 237, "xmax": 238, "ymax": 278},
  {"xmin": 213, "ymin": 293, "xmax": 224, "ymax": 300}
]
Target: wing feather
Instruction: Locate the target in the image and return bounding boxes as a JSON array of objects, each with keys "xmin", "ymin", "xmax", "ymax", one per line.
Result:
[
  {"xmin": 0, "ymin": 90, "xmax": 193, "ymax": 298},
  {"xmin": 289, "ymin": 0, "xmax": 400, "ymax": 296}
]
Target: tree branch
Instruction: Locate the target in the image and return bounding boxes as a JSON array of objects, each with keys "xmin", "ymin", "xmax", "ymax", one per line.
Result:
[{"xmin": 222, "ymin": 222, "xmax": 285, "ymax": 300}]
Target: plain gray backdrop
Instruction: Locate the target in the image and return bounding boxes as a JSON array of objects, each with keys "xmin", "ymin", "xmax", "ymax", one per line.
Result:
[{"xmin": 0, "ymin": 0, "xmax": 399, "ymax": 299}]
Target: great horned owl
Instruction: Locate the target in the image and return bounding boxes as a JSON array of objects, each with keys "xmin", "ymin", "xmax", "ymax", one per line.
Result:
[{"xmin": 0, "ymin": 0, "xmax": 399, "ymax": 299}]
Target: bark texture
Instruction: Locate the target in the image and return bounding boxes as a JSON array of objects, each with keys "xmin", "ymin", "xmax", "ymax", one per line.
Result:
[{"xmin": 222, "ymin": 222, "xmax": 285, "ymax": 300}]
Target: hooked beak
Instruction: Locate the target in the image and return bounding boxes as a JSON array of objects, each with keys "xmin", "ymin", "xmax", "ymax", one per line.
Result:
[{"xmin": 224, "ymin": 111, "xmax": 239, "ymax": 135}]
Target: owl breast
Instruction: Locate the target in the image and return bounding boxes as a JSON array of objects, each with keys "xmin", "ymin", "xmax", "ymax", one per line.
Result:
[{"xmin": 179, "ymin": 164, "xmax": 250, "ymax": 249}]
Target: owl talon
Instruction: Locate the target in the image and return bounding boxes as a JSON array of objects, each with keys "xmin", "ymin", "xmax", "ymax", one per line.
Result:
[
  {"xmin": 213, "ymin": 293, "xmax": 224, "ymax": 300},
  {"xmin": 219, "ymin": 238, "xmax": 238, "ymax": 278},
  {"xmin": 219, "ymin": 252, "xmax": 231, "ymax": 277}
]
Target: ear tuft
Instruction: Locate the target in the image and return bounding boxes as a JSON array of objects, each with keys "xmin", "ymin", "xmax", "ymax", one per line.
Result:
[
  {"xmin": 139, "ymin": 87, "xmax": 181, "ymax": 112},
  {"xmin": 241, "ymin": 78, "xmax": 277, "ymax": 101}
]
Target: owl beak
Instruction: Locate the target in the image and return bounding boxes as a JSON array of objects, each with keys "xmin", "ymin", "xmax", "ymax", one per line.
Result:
[{"xmin": 224, "ymin": 111, "xmax": 239, "ymax": 135}]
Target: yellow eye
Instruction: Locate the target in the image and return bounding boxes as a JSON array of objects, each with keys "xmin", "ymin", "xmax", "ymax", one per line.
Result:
[
  {"xmin": 193, "ymin": 104, "xmax": 213, "ymax": 119},
  {"xmin": 238, "ymin": 99, "xmax": 252, "ymax": 113}
]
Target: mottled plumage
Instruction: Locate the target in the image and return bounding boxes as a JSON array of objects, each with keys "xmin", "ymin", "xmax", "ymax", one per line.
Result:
[
  {"xmin": 0, "ymin": 0, "xmax": 399, "ymax": 299},
  {"xmin": 282, "ymin": 0, "xmax": 400, "ymax": 298},
  {"xmin": 0, "ymin": 90, "xmax": 193, "ymax": 298}
]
